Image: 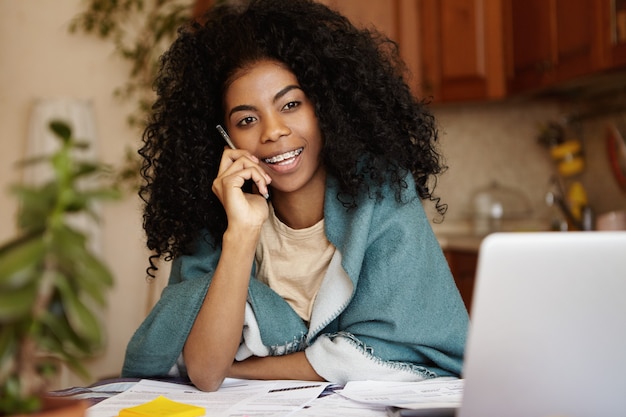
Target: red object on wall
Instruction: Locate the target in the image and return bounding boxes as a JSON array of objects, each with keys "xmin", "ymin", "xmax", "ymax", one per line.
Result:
[{"xmin": 607, "ymin": 124, "xmax": 626, "ymax": 192}]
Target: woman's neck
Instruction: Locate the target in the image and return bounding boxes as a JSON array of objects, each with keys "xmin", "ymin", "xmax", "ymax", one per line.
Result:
[{"xmin": 270, "ymin": 170, "xmax": 326, "ymax": 230}]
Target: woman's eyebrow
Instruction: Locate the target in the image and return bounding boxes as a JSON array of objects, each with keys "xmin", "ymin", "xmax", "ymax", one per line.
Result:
[
  {"xmin": 229, "ymin": 104, "xmax": 256, "ymax": 118},
  {"xmin": 273, "ymin": 85, "xmax": 302, "ymax": 103},
  {"xmin": 228, "ymin": 85, "xmax": 303, "ymax": 118}
]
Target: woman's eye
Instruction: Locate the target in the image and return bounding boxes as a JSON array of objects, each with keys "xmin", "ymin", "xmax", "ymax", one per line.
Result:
[
  {"xmin": 282, "ymin": 101, "xmax": 300, "ymax": 111},
  {"xmin": 237, "ymin": 116, "xmax": 256, "ymax": 126}
]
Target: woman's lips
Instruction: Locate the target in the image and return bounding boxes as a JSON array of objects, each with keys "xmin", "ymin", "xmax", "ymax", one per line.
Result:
[
  {"xmin": 263, "ymin": 148, "xmax": 303, "ymax": 165},
  {"xmin": 262, "ymin": 147, "xmax": 304, "ymax": 174}
]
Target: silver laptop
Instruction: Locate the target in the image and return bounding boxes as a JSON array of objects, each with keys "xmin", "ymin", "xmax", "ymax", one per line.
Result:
[{"xmin": 458, "ymin": 231, "xmax": 626, "ymax": 417}]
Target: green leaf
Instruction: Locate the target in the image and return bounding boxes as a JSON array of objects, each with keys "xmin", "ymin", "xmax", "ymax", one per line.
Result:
[
  {"xmin": 0, "ymin": 325, "xmax": 18, "ymax": 379},
  {"xmin": 49, "ymin": 120, "xmax": 72, "ymax": 142},
  {"xmin": 76, "ymin": 187, "xmax": 121, "ymax": 204},
  {"xmin": 55, "ymin": 277, "xmax": 102, "ymax": 345},
  {"xmin": 74, "ymin": 252, "xmax": 114, "ymax": 305},
  {"xmin": 73, "ymin": 162, "xmax": 100, "ymax": 178},
  {"xmin": 37, "ymin": 361, "xmax": 59, "ymax": 380},
  {"xmin": 54, "ymin": 350, "xmax": 90, "ymax": 380},
  {"xmin": 0, "ymin": 282, "xmax": 37, "ymax": 322},
  {"xmin": 11, "ymin": 184, "xmax": 57, "ymax": 232},
  {"xmin": 0, "ymin": 235, "xmax": 45, "ymax": 289},
  {"xmin": 0, "ymin": 376, "xmax": 41, "ymax": 415},
  {"xmin": 40, "ymin": 312, "xmax": 92, "ymax": 357},
  {"xmin": 50, "ymin": 225, "xmax": 88, "ymax": 262},
  {"xmin": 60, "ymin": 190, "xmax": 89, "ymax": 213}
]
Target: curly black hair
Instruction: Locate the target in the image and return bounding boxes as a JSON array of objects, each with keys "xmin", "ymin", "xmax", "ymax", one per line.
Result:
[{"xmin": 139, "ymin": 0, "xmax": 446, "ymax": 276}]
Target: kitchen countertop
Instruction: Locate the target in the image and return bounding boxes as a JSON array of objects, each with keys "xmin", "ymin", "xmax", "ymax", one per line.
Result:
[
  {"xmin": 436, "ymin": 233, "xmax": 484, "ymax": 252},
  {"xmin": 433, "ymin": 218, "xmax": 550, "ymax": 253},
  {"xmin": 432, "ymin": 219, "xmax": 484, "ymax": 252}
]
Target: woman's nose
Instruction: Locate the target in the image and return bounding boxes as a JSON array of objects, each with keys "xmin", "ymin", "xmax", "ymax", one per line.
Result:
[{"xmin": 261, "ymin": 114, "xmax": 291, "ymax": 143}]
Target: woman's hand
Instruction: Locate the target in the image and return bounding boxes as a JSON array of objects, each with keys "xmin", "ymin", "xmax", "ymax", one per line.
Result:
[{"xmin": 212, "ymin": 147, "xmax": 272, "ymax": 229}]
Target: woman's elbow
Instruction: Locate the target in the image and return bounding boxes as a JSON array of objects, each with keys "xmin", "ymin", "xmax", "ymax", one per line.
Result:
[
  {"xmin": 187, "ymin": 366, "xmax": 226, "ymax": 392},
  {"xmin": 184, "ymin": 353, "xmax": 230, "ymax": 392}
]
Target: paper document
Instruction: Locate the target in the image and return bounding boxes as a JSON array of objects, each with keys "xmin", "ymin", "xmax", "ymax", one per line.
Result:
[
  {"xmin": 87, "ymin": 378, "xmax": 329, "ymax": 417},
  {"xmin": 86, "ymin": 378, "xmax": 462, "ymax": 416},
  {"xmin": 297, "ymin": 393, "xmax": 388, "ymax": 416},
  {"xmin": 338, "ymin": 378, "xmax": 463, "ymax": 410}
]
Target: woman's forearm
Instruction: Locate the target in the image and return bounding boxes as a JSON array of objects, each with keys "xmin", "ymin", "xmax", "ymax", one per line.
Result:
[
  {"xmin": 228, "ymin": 351, "xmax": 325, "ymax": 382},
  {"xmin": 183, "ymin": 226, "xmax": 261, "ymax": 391}
]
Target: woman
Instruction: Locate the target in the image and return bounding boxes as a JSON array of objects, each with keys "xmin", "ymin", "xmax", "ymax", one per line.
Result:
[{"xmin": 122, "ymin": 0, "xmax": 468, "ymax": 391}]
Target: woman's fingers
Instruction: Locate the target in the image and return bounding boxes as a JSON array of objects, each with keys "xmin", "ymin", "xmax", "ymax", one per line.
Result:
[
  {"xmin": 219, "ymin": 148, "xmax": 262, "ymax": 172},
  {"xmin": 213, "ymin": 148, "xmax": 271, "ymax": 201}
]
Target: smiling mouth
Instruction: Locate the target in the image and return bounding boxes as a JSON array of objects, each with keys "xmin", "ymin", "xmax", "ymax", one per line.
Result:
[{"xmin": 263, "ymin": 148, "xmax": 303, "ymax": 165}]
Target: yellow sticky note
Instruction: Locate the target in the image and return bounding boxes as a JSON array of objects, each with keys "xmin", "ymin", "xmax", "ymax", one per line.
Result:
[{"xmin": 118, "ymin": 395, "xmax": 205, "ymax": 417}]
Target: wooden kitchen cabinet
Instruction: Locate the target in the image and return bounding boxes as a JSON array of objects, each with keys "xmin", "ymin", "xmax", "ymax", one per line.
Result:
[
  {"xmin": 419, "ymin": 0, "xmax": 625, "ymax": 102},
  {"xmin": 506, "ymin": 0, "xmax": 605, "ymax": 93},
  {"xmin": 419, "ymin": 0, "xmax": 508, "ymax": 102},
  {"xmin": 444, "ymin": 249, "xmax": 478, "ymax": 314},
  {"xmin": 318, "ymin": 0, "xmax": 423, "ymax": 96},
  {"xmin": 602, "ymin": 0, "xmax": 626, "ymax": 68},
  {"xmin": 321, "ymin": 0, "xmax": 510, "ymax": 102}
]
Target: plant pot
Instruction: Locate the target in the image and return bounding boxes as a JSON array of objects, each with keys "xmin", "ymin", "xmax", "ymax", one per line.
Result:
[{"xmin": 11, "ymin": 397, "xmax": 89, "ymax": 417}]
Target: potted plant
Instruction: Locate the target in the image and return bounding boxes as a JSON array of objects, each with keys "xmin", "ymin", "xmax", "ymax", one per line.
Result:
[{"xmin": 0, "ymin": 120, "xmax": 119, "ymax": 416}]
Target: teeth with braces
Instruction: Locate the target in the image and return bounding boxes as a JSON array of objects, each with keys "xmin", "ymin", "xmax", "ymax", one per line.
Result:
[{"xmin": 264, "ymin": 148, "xmax": 303, "ymax": 164}]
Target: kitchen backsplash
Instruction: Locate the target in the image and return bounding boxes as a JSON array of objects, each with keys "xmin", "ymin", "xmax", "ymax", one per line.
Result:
[{"xmin": 424, "ymin": 99, "xmax": 626, "ymax": 234}]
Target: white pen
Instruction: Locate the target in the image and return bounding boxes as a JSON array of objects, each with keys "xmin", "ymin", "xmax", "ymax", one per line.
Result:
[
  {"xmin": 216, "ymin": 124, "xmax": 237, "ymax": 149},
  {"xmin": 216, "ymin": 124, "xmax": 270, "ymax": 199}
]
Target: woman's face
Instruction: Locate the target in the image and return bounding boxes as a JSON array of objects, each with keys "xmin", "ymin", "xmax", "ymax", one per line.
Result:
[{"xmin": 223, "ymin": 59, "xmax": 324, "ymax": 197}]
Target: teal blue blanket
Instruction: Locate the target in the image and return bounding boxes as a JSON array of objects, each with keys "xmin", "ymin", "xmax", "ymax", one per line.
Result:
[{"xmin": 122, "ymin": 175, "xmax": 468, "ymax": 383}]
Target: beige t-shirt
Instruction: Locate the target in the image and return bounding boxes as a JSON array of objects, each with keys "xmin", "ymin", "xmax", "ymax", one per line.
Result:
[{"xmin": 255, "ymin": 204, "xmax": 336, "ymax": 323}]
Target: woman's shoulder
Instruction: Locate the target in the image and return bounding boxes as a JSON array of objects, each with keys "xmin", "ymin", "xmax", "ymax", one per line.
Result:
[
  {"xmin": 326, "ymin": 170, "xmax": 420, "ymax": 207},
  {"xmin": 169, "ymin": 230, "xmax": 221, "ymax": 281},
  {"xmin": 323, "ymin": 171, "xmax": 426, "ymax": 237}
]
